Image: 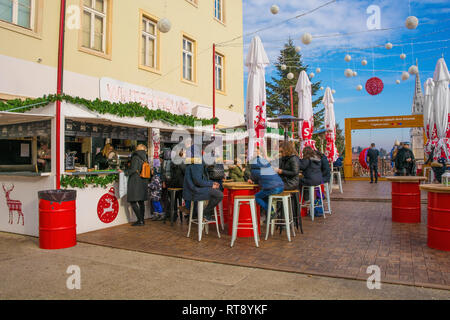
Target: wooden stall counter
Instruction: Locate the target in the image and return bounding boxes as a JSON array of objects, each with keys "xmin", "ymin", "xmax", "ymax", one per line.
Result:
[
  {"xmin": 386, "ymin": 176, "xmax": 426, "ymax": 223},
  {"xmin": 420, "ymin": 184, "xmax": 450, "ymax": 252}
]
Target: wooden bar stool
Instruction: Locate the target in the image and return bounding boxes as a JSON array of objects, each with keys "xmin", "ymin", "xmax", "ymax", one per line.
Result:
[
  {"xmin": 300, "ymin": 185, "xmax": 325, "ymax": 221},
  {"xmin": 230, "ymin": 195, "xmax": 259, "ymax": 248},
  {"xmin": 266, "ymin": 192, "xmax": 296, "ymax": 242},
  {"xmin": 167, "ymin": 188, "xmax": 183, "ymax": 226},
  {"xmin": 187, "ymin": 201, "xmax": 221, "ymax": 241}
]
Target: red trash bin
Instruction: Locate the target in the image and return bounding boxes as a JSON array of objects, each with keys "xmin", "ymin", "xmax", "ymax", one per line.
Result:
[{"xmin": 38, "ymin": 190, "xmax": 77, "ymax": 250}]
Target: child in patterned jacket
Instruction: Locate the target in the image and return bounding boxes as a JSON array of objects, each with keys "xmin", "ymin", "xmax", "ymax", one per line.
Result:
[{"xmin": 149, "ymin": 167, "xmax": 164, "ymax": 220}]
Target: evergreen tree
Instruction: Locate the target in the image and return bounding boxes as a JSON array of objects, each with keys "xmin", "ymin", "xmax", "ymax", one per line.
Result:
[{"xmin": 266, "ymin": 39, "xmax": 324, "ymax": 131}]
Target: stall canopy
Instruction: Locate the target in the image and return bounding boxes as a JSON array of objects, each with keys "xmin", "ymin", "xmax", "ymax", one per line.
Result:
[
  {"xmin": 245, "ymin": 36, "xmax": 270, "ymax": 159},
  {"xmin": 0, "ymin": 111, "xmax": 53, "ymax": 126},
  {"xmin": 432, "ymin": 58, "xmax": 450, "ymax": 161}
]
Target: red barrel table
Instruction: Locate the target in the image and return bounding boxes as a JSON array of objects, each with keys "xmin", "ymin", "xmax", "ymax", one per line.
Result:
[
  {"xmin": 387, "ymin": 176, "xmax": 426, "ymax": 223},
  {"xmin": 223, "ymin": 182, "xmax": 260, "ymax": 238},
  {"xmin": 420, "ymin": 184, "xmax": 450, "ymax": 251}
]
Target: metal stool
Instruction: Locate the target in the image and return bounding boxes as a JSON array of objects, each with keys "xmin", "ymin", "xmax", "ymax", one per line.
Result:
[
  {"xmin": 217, "ymin": 201, "xmax": 225, "ymax": 230},
  {"xmin": 322, "ymin": 183, "xmax": 332, "ymax": 215},
  {"xmin": 187, "ymin": 200, "xmax": 221, "ymax": 241},
  {"xmin": 282, "ymin": 190, "xmax": 303, "ymax": 234},
  {"xmin": 266, "ymin": 192, "xmax": 296, "ymax": 242},
  {"xmin": 300, "ymin": 185, "xmax": 325, "ymax": 221},
  {"xmin": 330, "ymin": 170, "xmax": 343, "ymax": 194},
  {"xmin": 167, "ymin": 188, "xmax": 183, "ymax": 226},
  {"xmin": 230, "ymin": 196, "xmax": 259, "ymax": 248}
]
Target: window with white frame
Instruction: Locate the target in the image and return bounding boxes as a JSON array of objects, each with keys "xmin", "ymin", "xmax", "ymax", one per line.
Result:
[
  {"xmin": 141, "ymin": 16, "xmax": 157, "ymax": 69},
  {"xmin": 214, "ymin": 0, "xmax": 223, "ymax": 22},
  {"xmin": 0, "ymin": 0, "xmax": 34, "ymax": 29},
  {"xmin": 82, "ymin": 0, "xmax": 108, "ymax": 52},
  {"xmin": 182, "ymin": 37, "xmax": 195, "ymax": 82},
  {"xmin": 215, "ymin": 53, "xmax": 224, "ymax": 91}
]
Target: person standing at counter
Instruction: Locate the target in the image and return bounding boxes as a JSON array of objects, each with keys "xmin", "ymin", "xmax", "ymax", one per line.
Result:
[
  {"xmin": 95, "ymin": 143, "xmax": 114, "ymax": 170},
  {"xmin": 123, "ymin": 144, "xmax": 149, "ymax": 226},
  {"xmin": 37, "ymin": 141, "xmax": 51, "ymax": 172}
]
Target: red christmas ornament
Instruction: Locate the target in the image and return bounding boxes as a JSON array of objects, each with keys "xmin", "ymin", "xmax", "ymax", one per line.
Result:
[
  {"xmin": 365, "ymin": 77, "xmax": 384, "ymax": 95},
  {"xmin": 97, "ymin": 187, "xmax": 119, "ymax": 224}
]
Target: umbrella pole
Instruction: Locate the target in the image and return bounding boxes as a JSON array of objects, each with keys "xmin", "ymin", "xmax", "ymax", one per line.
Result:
[{"xmin": 290, "ymin": 86, "xmax": 294, "ymax": 133}]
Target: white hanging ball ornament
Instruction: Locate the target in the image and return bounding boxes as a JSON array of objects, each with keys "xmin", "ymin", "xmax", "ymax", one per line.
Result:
[
  {"xmin": 281, "ymin": 64, "xmax": 287, "ymax": 71},
  {"xmin": 353, "ymin": 71, "xmax": 358, "ymax": 77},
  {"xmin": 396, "ymin": 80, "xmax": 401, "ymax": 84},
  {"xmin": 270, "ymin": 5, "xmax": 280, "ymax": 14},
  {"xmin": 345, "ymin": 54, "xmax": 352, "ymax": 62},
  {"xmin": 361, "ymin": 59, "xmax": 368, "ymax": 66},
  {"xmin": 408, "ymin": 65, "xmax": 419, "ymax": 75},
  {"xmin": 400, "ymin": 53, "xmax": 406, "ymax": 60},
  {"xmin": 385, "ymin": 42, "xmax": 393, "ymax": 50},
  {"xmin": 287, "ymin": 72, "xmax": 294, "ymax": 80},
  {"xmin": 402, "ymin": 71, "xmax": 410, "ymax": 81},
  {"xmin": 309, "ymin": 72, "xmax": 315, "ymax": 79},
  {"xmin": 320, "ymin": 87, "xmax": 324, "ymax": 90},
  {"xmin": 301, "ymin": 33, "xmax": 312, "ymax": 45},
  {"xmin": 345, "ymin": 68, "xmax": 354, "ymax": 78},
  {"xmin": 295, "ymin": 46, "xmax": 301, "ymax": 53},
  {"xmin": 332, "ymin": 89, "xmax": 336, "ymax": 94},
  {"xmin": 356, "ymin": 85, "xmax": 363, "ymax": 91},
  {"xmin": 405, "ymin": 16, "xmax": 419, "ymax": 30},
  {"xmin": 316, "ymin": 68, "xmax": 321, "ymax": 74},
  {"xmin": 157, "ymin": 18, "xmax": 171, "ymax": 33}
]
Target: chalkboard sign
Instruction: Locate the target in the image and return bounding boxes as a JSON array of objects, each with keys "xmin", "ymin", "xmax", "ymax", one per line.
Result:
[{"xmin": 65, "ymin": 153, "xmax": 76, "ymax": 170}]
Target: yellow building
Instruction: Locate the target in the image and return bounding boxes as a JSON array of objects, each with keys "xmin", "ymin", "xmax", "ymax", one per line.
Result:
[{"xmin": 0, "ymin": 0, "xmax": 245, "ymax": 127}]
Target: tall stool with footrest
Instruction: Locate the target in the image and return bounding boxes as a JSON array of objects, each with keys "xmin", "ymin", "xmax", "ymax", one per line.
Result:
[
  {"xmin": 230, "ymin": 196, "xmax": 259, "ymax": 248},
  {"xmin": 266, "ymin": 192, "xmax": 296, "ymax": 242},
  {"xmin": 187, "ymin": 200, "xmax": 221, "ymax": 241},
  {"xmin": 300, "ymin": 185, "xmax": 325, "ymax": 221}
]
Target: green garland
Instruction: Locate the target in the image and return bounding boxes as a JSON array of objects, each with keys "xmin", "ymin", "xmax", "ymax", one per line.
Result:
[
  {"xmin": 61, "ymin": 174, "xmax": 119, "ymax": 189},
  {"xmin": 0, "ymin": 94, "xmax": 219, "ymax": 127}
]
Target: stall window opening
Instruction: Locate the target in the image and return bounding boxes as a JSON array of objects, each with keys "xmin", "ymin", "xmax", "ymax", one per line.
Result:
[
  {"xmin": 0, "ymin": 0, "xmax": 34, "ymax": 29},
  {"xmin": 82, "ymin": 0, "xmax": 107, "ymax": 52}
]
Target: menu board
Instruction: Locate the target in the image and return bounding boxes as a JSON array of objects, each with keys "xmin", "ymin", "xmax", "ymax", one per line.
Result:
[
  {"xmin": 0, "ymin": 120, "xmax": 51, "ymax": 139},
  {"xmin": 63, "ymin": 120, "xmax": 148, "ymax": 140}
]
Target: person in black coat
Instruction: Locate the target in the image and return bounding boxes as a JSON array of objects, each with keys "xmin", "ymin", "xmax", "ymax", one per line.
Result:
[
  {"xmin": 318, "ymin": 151, "xmax": 331, "ymax": 184},
  {"xmin": 299, "ymin": 147, "xmax": 323, "ymax": 203},
  {"xmin": 182, "ymin": 158, "xmax": 223, "ymax": 221},
  {"xmin": 366, "ymin": 143, "xmax": 380, "ymax": 183},
  {"xmin": 277, "ymin": 141, "xmax": 300, "ymax": 190},
  {"xmin": 395, "ymin": 142, "xmax": 416, "ymax": 176},
  {"xmin": 123, "ymin": 144, "xmax": 149, "ymax": 226}
]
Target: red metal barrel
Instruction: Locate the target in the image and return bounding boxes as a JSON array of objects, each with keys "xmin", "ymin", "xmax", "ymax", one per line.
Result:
[
  {"xmin": 222, "ymin": 188, "xmax": 229, "ymax": 224},
  {"xmin": 391, "ymin": 181, "xmax": 421, "ymax": 223},
  {"xmin": 427, "ymin": 192, "xmax": 450, "ymax": 251},
  {"xmin": 38, "ymin": 190, "xmax": 77, "ymax": 250}
]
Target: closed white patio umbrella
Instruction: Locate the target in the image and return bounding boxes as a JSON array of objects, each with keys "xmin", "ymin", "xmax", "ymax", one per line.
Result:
[
  {"xmin": 296, "ymin": 70, "xmax": 316, "ymax": 154},
  {"xmin": 423, "ymin": 78, "xmax": 436, "ymax": 158},
  {"xmin": 323, "ymin": 87, "xmax": 338, "ymax": 162},
  {"xmin": 432, "ymin": 58, "xmax": 450, "ymax": 161},
  {"xmin": 245, "ymin": 36, "xmax": 270, "ymax": 159}
]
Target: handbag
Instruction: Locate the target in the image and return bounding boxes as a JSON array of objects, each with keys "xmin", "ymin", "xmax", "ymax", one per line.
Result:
[{"xmin": 207, "ymin": 164, "xmax": 225, "ymax": 180}]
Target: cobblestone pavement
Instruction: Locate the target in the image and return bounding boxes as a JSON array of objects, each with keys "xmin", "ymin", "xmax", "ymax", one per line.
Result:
[
  {"xmin": 0, "ymin": 232, "xmax": 449, "ymax": 300},
  {"xmin": 77, "ymin": 200, "xmax": 450, "ymax": 291}
]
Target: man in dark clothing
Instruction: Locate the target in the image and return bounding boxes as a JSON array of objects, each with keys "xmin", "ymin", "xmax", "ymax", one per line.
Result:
[
  {"xmin": 366, "ymin": 143, "xmax": 380, "ymax": 183},
  {"xmin": 318, "ymin": 152, "xmax": 331, "ymax": 184},
  {"xmin": 182, "ymin": 158, "xmax": 223, "ymax": 221},
  {"xmin": 395, "ymin": 142, "xmax": 416, "ymax": 176}
]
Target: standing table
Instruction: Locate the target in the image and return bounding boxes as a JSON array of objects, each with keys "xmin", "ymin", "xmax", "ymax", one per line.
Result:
[
  {"xmin": 419, "ymin": 184, "xmax": 450, "ymax": 252},
  {"xmin": 386, "ymin": 176, "xmax": 426, "ymax": 223},
  {"xmin": 223, "ymin": 182, "xmax": 260, "ymax": 238}
]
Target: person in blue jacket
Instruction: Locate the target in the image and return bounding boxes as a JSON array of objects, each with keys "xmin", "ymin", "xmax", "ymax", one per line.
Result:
[
  {"xmin": 182, "ymin": 157, "xmax": 223, "ymax": 221},
  {"xmin": 248, "ymin": 147, "xmax": 284, "ymax": 218}
]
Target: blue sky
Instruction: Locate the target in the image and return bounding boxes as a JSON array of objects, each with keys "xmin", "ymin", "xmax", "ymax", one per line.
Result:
[{"xmin": 240, "ymin": 0, "xmax": 450, "ymax": 150}]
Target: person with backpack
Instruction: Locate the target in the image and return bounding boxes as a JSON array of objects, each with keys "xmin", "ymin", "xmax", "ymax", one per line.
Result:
[{"xmin": 121, "ymin": 144, "xmax": 150, "ymax": 226}]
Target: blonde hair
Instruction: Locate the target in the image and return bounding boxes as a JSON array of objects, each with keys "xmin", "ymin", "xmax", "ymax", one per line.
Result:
[
  {"xmin": 102, "ymin": 143, "xmax": 113, "ymax": 157},
  {"xmin": 136, "ymin": 144, "xmax": 147, "ymax": 151}
]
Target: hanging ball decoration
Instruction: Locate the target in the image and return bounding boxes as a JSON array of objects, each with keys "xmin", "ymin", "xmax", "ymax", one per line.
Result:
[
  {"xmin": 295, "ymin": 46, "xmax": 302, "ymax": 53},
  {"xmin": 405, "ymin": 16, "xmax": 419, "ymax": 30},
  {"xmin": 345, "ymin": 68, "xmax": 354, "ymax": 78},
  {"xmin": 400, "ymin": 53, "xmax": 406, "ymax": 60},
  {"xmin": 408, "ymin": 65, "xmax": 419, "ymax": 75},
  {"xmin": 309, "ymin": 72, "xmax": 315, "ymax": 79},
  {"xmin": 157, "ymin": 18, "xmax": 172, "ymax": 33},
  {"xmin": 316, "ymin": 68, "xmax": 321, "ymax": 73},
  {"xmin": 345, "ymin": 54, "xmax": 352, "ymax": 62},
  {"xmin": 287, "ymin": 72, "xmax": 294, "ymax": 80},
  {"xmin": 402, "ymin": 71, "xmax": 410, "ymax": 81},
  {"xmin": 361, "ymin": 59, "xmax": 368, "ymax": 66},
  {"xmin": 301, "ymin": 33, "xmax": 312, "ymax": 45},
  {"xmin": 385, "ymin": 42, "xmax": 393, "ymax": 50},
  {"xmin": 281, "ymin": 64, "xmax": 287, "ymax": 70},
  {"xmin": 356, "ymin": 85, "xmax": 363, "ymax": 91},
  {"xmin": 320, "ymin": 87, "xmax": 324, "ymax": 90},
  {"xmin": 396, "ymin": 80, "xmax": 401, "ymax": 84},
  {"xmin": 270, "ymin": 5, "xmax": 280, "ymax": 14},
  {"xmin": 353, "ymin": 71, "xmax": 358, "ymax": 77},
  {"xmin": 365, "ymin": 77, "xmax": 384, "ymax": 96},
  {"xmin": 332, "ymin": 89, "xmax": 336, "ymax": 94}
]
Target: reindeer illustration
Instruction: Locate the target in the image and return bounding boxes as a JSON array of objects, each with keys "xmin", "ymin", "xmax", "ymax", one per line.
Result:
[{"xmin": 2, "ymin": 184, "xmax": 24, "ymax": 226}]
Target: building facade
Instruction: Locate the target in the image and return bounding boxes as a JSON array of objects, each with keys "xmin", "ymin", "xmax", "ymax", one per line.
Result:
[{"xmin": 0, "ymin": 0, "xmax": 244, "ymax": 127}]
